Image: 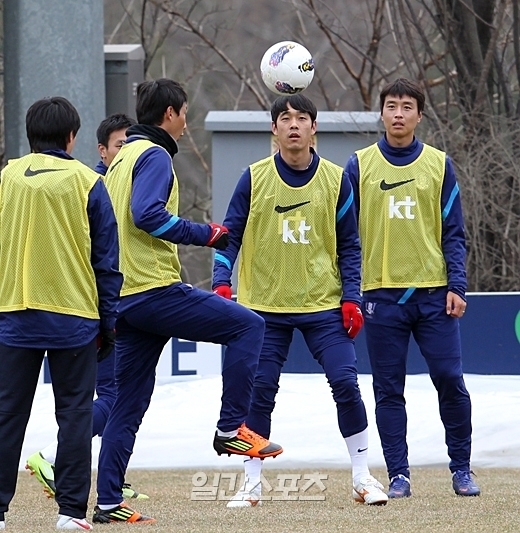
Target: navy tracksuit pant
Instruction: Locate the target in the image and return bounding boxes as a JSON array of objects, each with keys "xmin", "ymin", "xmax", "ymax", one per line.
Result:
[
  {"xmin": 362, "ymin": 287, "xmax": 472, "ymax": 480},
  {"xmin": 93, "ymin": 351, "xmax": 117, "ymax": 437},
  {"xmin": 246, "ymin": 308, "xmax": 368, "ymax": 441},
  {"xmin": 0, "ymin": 340, "xmax": 97, "ymax": 521},
  {"xmin": 97, "ymin": 282, "xmax": 264, "ymax": 505}
]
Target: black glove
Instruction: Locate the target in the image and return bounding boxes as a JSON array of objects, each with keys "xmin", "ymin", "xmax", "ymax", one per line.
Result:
[{"xmin": 97, "ymin": 328, "xmax": 116, "ymax": 362}]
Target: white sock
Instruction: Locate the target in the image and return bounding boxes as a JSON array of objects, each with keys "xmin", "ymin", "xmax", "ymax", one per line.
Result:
[
  {"xmin": 344, "ymin": 428, "xmax": 370, "ymax": 484},
  {"xmin": 217, "ymin": 428, "xmax": 238, "ymax": 438},
  {"xmin": 40, "ymin": 440, "xmax": 58, "ymax": 465},
  {"xmin": 243, "ymin": 457, "xmax": 263, "ymax": 488},
  {"xmin": 98, "ymin": 503, "xmax": 123, "ymax": 510}
]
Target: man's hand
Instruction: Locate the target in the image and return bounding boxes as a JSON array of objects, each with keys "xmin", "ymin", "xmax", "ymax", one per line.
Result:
[
  {"xmin": 97, "ymin": 329, "xmax": 116, "ymax": 362},
  {"xmin": 206, "ymin": 223, "xmax": 229, "ymax": 250},
  {"xmin": 213, "ymin": 285, "xmax": 232, "ymax": 299},
  {"xmin": 341, "ymin": 302, "xmax": 364, "ymax": 338},
  {"xmin": 446, "ymin": 291, "xmax": 466, "ymax": 318}
]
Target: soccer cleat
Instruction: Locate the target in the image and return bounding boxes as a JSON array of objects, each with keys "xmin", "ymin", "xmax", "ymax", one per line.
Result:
[
  {"xmin": 122, "ymin": 483, "xmax": 149, "ymax": 500},
  {"xmin": 56, "ymin": 515, "xmax": 93, "ymax": 530},
  {"xmin": 92, "ymin": 503, "xmax": 156, "ymax": 524},
  {"xmin": 353, "ymin": 475, "xmax": 388, "ymax": 505},
  {"xmin": 226, "ymin": 482, "xmax": 262, "ymax": 508},
  {"xmin": 213, "ymin": 424, "xmax": 283, "ymax": 458},
  {"xmin": 452, "ymin": 470, "xmax": 480, "ymax": 496},
  {"xmin": 26, "ymin": 452, "xmax": 56, "ymax": 498},
  {"xmin": 387, "ymin": 474, "xmax": 411, "ymax": 498}
]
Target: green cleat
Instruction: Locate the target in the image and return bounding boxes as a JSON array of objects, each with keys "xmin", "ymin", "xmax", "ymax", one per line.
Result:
[
  {"xmin": 122, "ymin": 483, "xmax": 149, "ymax": 500},
  {"xmin": 26, "ymin": 452, "xmax": 56, "ymax": 498}
]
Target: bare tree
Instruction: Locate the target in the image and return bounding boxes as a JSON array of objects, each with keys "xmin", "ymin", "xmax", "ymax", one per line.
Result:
[
  {"xmin": 104, "ymin": 0, "xmax": 520, "ymax": 291},
  {"xmin": 383, "ymin": 0, "xmax": 520, "ymax": 290}
]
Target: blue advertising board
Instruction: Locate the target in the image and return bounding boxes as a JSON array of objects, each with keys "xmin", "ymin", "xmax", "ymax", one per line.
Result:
[
  {"xmin": 41, "ymin": 293, "xmax": 520, "ymax": 383},
  {"xmin": 276, "ymin": 293, "xmax": 520, "ymax": 375}
]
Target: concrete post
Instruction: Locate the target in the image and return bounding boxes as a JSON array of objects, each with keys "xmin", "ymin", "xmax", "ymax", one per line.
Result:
[{"xmin": 4, "ymin": 0, "xmax": 105, "ymax": 168}]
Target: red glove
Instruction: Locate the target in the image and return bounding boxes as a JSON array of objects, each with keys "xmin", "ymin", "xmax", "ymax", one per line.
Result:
[
  {"xmin": 213, "ymin": 285, "xmax": 232, "ymax": 299},
  {"xmin": 206, "ymin": 223, "xmax": 229, "ymax": 250},
  {"xmin": 341, "ymin": 302, "xmax": 364, "ymax": 339}
]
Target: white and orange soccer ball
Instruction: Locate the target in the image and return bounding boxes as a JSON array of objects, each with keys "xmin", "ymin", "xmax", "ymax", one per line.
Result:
[{"xmin": 260, "ymin": 41, "xmax": 315, "ymax": 95}]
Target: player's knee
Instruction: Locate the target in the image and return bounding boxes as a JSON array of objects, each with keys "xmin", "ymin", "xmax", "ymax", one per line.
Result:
[
  {"xmin": 240, "ymin": 310, "xmax": 265, "ymax": 343},
  {"xmin": 433, "ymin": 372, "xmax": 469, "ymax": 399},
  {"xmin": 329, "ymin": 377, "xmax": 362, "ymax": 405}
]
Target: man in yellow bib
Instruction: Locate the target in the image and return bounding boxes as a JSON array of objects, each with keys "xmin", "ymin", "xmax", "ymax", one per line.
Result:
[
  {"xmin": 26, "ymin": 113, "xmax": 148, "ymax": 503},
  {"xmin": 345, "ymin": 78, "xmax": 480, "ymax": 498},
  {"xmin": 0, "ymin": 97, "xmax": 123, "ymax": 530},
  {"xmin": 213, "ymin": 93, "xmax": 387, "ymax": 507},
  {"xmin": 93, "ymin": 79, "xmax": 282, "ymax": 525}
]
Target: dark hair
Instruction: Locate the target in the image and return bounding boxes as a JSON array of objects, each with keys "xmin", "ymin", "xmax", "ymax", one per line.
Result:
[
  {"xmin": 96, "ymin": 113, "xmax": 136, "ymax": 146},
  {"xmin": 26, "ymin": 96, "xmax": 81, "ymax": 152},
  {"xmin": 379, "ymin": 78, "xmax": 425, "ymax": 114},
  {"xmin": 136, "ymin": 79, "xmax": 188, "ymax": 125},
  {"xmin": 271, "ymin": 93, "xmax": 317, "ymax": 123}
]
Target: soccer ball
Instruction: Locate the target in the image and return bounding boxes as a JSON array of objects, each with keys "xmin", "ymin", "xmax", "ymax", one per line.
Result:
[{"xmin": 260, "ymin": 41, "xmax": 315, "ymax": 95}]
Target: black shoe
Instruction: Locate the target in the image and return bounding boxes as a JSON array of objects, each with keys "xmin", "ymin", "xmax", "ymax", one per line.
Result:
[{"xmin": 92, "ymin": 503, "xmax": 155, "ymax": 524}]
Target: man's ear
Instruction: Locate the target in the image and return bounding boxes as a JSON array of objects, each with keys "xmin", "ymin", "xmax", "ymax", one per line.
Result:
[
  {"xmin": 159, "ymin": 106, "xmax": 175, "ymax": 128},
  {"xmin": 167, "ymin": 105, "xmax": 177, "ymax": 121},
  {"xmin": 98, "ymin": 143, "xmax": 107, "ymax": 160}
]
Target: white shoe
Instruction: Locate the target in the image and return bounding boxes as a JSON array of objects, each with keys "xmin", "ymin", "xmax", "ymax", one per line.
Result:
[
  {"xmin": 56, "ymin": 515, "xmax": 93, "ymax": 530},
  {"xmin": 353, "ymin": 475, "xmax": 389, "ymax": 505},
  {"xmin": 0, "ymin": 520, "xmax": 5, "ymax": 529},
  {"xmin": 226, "ymin": 482, "xmax": 262, "ymax": 508}
]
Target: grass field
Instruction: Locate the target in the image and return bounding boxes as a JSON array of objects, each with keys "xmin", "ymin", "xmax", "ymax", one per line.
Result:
[{"xmin": 5, "ymin": 466, "xmax": 519, "ymax": 532}]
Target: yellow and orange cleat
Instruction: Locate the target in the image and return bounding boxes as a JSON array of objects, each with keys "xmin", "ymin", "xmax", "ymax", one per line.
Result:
[
  {"xmin": 92, "ymin": 503, "xmax": 156, "ymax": 524},
  {"xmin": 213, "ymin": 423, "xmax": 283, "ymax": 458}
]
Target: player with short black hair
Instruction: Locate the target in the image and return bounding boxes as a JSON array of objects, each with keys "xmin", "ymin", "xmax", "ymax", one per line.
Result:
[
  {"xmin": 26, "ymin": 111, "xmax": 147, "ymax": 503},
  {"xmin": 95, "ymin": 113, "xmax": 136, "ymax": 174},
  {"xmin": 135, "ymin": 79, "xmax": 187, "ymax": 126},
  {"xmin": 346, "ymin": 78, "xmax": 480, "ymax": 498},
  {"xmin": 379, "ymin": 77, "xmax": 425, "ymax": 114},
  {"xmin": 25, "ymin": 96, "xmax": 81, "ymax": 152},
  {"xmin": 213, "ymin": 93, "xmax": 388, "ymax": 507},
  {"xmin": 270, "ymin": 92, "xmax": 317, "ymax": 123},
  {"xmin": 92, "ymin": 78, "xmax": 283, "ymax": 525},
  {"xmin": 0, "ymin": 96, "xmax": 122, "ymax": 531}
]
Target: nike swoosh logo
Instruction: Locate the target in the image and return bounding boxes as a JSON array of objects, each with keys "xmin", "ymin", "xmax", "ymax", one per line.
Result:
[
  {"xmin": 71, "ymin": 519, "xmax": 92, "ymax": 530},
  {"xmin": 379, "ymin": 178, "xmax": 415, "ymax": 190},
  {"xmin": 357, "ymin": 447, "xmax": 368, "ymax": 453},
  {"xmin": 274, "ymin": 201, "xmax": 310, "ymax": 213},
  {"xmin": 24, "ymin": 167, "xmax": 67, "ymax": 177}
]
